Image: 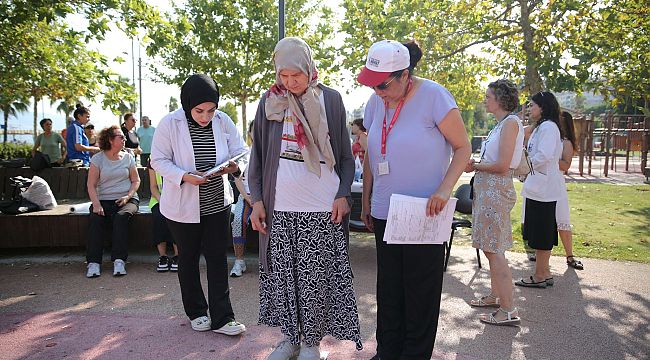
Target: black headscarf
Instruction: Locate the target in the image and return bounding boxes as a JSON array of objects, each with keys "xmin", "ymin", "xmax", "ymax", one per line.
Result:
[{"xmin": 180, "ymin": 74, "xmax": 220, "ymax": 121}]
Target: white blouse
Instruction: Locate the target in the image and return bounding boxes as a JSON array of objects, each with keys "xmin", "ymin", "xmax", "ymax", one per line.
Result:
[{"xmin": 521, "ymin": 120, "xmax": 566, "ymax": 202}]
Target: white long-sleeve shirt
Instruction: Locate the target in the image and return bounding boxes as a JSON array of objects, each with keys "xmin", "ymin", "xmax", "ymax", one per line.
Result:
[
  {"xmin": 521, "ymin": 120, "xmax": 565, "ymax": 202},
  {"xmin": 151, "ymin": 109, "xmax": 249, "ymax": 223}
]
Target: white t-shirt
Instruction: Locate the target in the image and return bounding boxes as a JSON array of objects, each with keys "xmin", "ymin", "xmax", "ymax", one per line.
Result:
[{"xmin": 274, "ymin": 106, "xmax": 339, "ymax": 212}]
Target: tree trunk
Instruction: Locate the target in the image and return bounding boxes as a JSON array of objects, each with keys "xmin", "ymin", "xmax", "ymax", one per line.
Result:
[
  {"xmin": 520, "ymin": 0, "xmax": 544, "ymax": 94},
  {"xmin": 3, "ymin": 107, "xmax": 8, "ymax": 143},
  {"xmin": 33, "ymin": 97, "xmax": 38, "ymax": 143},
  {"xmin": 240, "ymin": 97, "xmax": 247, "ymax": 136}
]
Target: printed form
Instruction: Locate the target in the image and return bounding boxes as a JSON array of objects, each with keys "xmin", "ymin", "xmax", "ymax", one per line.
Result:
[{"xmin": 384, "ymin": 194, "xmax": 458, "ymax": 244}]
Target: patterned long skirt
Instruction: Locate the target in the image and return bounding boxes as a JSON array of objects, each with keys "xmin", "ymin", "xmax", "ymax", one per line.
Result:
[
  {"xmin": 471, "ymin": 171, "xmax": 517, "ymax": 254},
  {"xmin": 258, "ymin": 211, "xmax": 363, "ymax": 350}
]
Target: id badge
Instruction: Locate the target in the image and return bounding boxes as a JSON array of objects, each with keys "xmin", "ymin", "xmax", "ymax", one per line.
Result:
[{"xmin": 378, "ymin": 161, "xmax": 390, "ymax": 175}]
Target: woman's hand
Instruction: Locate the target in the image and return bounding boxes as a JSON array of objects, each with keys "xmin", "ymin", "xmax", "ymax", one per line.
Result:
[
  {"xmin": 92, "ymin": 202, "xmax": 104, "ymax": 216},
  {"xmin": 331, "ymin": 197, "xmax": 350, "ymax": 224},
  {"xmin": 427, "ymin": 189, "xmax": 451, "ymax": 217},
  {"xmin": 182, "ymin": 172, "xmax": 208, "ymax": 186},
  {"xmin": 361, "ymin": 198, "xmax": 374, "ymax": 232},
  {"xmin": 205, "ymin": 161, "xmax": 239, "ymax": 179},
  {"xmin": 250, "ymin": 201, "xmax": 268, "ymax": 235},
  {"xmin": 464, "ymin": 158, "xmax": 476, "ymax": 173},
  {"xmin": 115, "ymin": 195, "xmax": 130, "ymax": 207}
]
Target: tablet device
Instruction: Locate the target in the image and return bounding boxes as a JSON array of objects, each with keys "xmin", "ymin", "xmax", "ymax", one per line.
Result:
[{"xmin": 203, "ymin": 151, "xmax": 248, "ymax": 178}]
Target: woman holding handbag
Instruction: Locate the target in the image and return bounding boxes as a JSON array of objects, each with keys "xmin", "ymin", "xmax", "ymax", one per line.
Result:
[{"xmin": 465, "ymin": 79, "xmax": 524, "ymax": 325}]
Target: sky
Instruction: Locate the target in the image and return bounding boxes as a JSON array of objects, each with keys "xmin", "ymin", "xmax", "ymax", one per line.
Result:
[{"xmin": 5, "ymin": 0, "xmax": 374, "ymax": 142}]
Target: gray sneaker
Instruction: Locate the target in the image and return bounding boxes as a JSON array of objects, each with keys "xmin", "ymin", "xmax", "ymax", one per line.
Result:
[
  {"xmin": 86, "ymin": 262, "xmax": 100, "ymax": 278},
  {"xmin": 113, "ymin": 259, "xmax": 127, "ymax": 276},
  {"xmin": 266, "ymin": 340, "xmax": 300, "ymax": 360},
  {"xmin": 297, "ymin": 344, "xmax": 322, "ymax": 360}
]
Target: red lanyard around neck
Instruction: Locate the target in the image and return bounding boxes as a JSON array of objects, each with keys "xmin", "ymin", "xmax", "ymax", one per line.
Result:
[{"xmin": 381, "ymin": 79, "xmax": 413, "ymax": 158}]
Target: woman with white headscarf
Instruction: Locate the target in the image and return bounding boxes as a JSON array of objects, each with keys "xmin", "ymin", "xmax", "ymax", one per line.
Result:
[{"xmin": 248, "ymin": 37, "xmax": 362, "ymax": 360}]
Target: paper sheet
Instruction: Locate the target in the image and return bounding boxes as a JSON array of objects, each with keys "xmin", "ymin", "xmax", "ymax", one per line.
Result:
[{"xmin": 384, "ymin": 194, "xmax": 457, "ymax": 245}]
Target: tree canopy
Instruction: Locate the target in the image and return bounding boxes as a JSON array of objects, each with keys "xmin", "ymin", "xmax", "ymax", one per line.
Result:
[{"xmin": 145, "ymin": 0, "xmax": 338, "ymax": 135}]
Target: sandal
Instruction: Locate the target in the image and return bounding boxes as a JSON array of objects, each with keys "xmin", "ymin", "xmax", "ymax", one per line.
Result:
[
  {"xmin": 515, "ymin": 276, "xmax": 548, "ymax": 288},
  {"xmin": 567, "ymin": 256, "xmax": 584, "ymax": 270},
  {"xmin": 479, "ymin": 307, "xmax": 521, "ymax": 326},
  {"xmin": 470, "ymin": 294, "xmax": 500, "ymax": 308}
]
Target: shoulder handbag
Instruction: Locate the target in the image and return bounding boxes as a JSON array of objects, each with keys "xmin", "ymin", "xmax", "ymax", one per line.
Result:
[{"xmin": 512, "ymin": 147, "xmax": 533, "ymax": 177}]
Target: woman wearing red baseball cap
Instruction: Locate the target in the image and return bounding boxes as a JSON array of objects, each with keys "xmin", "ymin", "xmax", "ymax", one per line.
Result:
[{"xmin": 358, "ymin": 39, "xmax": 471, "ymax": 359}]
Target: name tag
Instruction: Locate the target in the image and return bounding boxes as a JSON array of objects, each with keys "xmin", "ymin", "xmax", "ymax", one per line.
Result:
[{"xmin": 378, "ymin": 161, "xmax": 390, "ymax": 176}]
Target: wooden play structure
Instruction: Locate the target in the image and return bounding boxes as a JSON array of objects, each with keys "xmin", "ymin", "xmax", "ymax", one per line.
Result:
[{"xmin": 574, "ymin": 113, "xmax": 649, "ymax": 178}]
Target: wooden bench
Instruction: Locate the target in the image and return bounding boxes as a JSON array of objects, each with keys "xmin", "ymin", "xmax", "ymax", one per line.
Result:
[{"xmin": 0, "ymin": 166, "xmax": 258, "ymax": 252}]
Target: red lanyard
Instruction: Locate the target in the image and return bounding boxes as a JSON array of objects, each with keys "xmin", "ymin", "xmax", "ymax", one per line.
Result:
[{"xmin": 381, "ymin": 79, "xmax": 413, "ymax": 158}]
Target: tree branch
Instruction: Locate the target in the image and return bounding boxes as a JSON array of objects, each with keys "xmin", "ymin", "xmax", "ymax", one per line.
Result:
[{"xmin": 434, "ymin": 29, "xmax": 520, "ymax": 60}]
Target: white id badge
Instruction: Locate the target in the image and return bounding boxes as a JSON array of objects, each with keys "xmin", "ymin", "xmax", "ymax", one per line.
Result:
[{"xmin": 378, "ymin": 161, "xmax": 390, "ymax": 175}]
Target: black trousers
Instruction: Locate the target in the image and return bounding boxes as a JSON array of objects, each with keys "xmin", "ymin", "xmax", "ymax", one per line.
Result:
[
  {"xmin": 87, "ymin": 198, "xmax": 139, "ymax": 263},
  {"xmin": 140, "ymin": 153, "xmax": 150, "ymax": 167},
  {"xmin": 166, "ymin": 208, "xmax": 235, "ymax": 329},
  {"xmin": 373, "ymin": 217, "xmax": 445, "ymax": 360}
]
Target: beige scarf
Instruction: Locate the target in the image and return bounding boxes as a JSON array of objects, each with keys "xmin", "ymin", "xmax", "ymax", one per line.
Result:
[{"xmin": 265, "ymin": 37, "xmax": 335, "ymax": 177}]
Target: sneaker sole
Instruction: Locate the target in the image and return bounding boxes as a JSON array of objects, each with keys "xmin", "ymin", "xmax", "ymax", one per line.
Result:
[
  {"xmin": 86, "ymin": 273, "xmax": 100, "ymax": 278},
  {"xmin": 192, "ymin": 325, "xmax": 212, "ymax": 332},
  {"xmin": 212, "ymin": 327, "xmax": 246, "ymax": 336},
  {"xmin": 113, "ymin": 272, "xmax": 127, "ymax": 276},
  {"xmin": 157, "ymin": 267, "xmax": 169, "ymax": 272}
]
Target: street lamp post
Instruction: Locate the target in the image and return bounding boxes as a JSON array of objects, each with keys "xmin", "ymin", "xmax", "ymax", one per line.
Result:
[{"xmin": 279, "ymin": 0, "xmax": 285, "ymax": 40}]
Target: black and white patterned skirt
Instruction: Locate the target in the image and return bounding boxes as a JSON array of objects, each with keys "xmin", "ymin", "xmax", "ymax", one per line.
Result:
[{"xmin": 258, "ymin": 210, "xmax": 363, "ymax": 350}]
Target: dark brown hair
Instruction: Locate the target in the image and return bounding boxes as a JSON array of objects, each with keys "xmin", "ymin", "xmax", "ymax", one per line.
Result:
[
  {"xmin": 351, "ymin": 118, "xmax": 366, "ymax": 132},
  {"xmin": 560, "ymin": 111, "xmax": 577, "ymax": 149},
  {"xmin": 98, "ymin": 125, "xmax": 122, "ymax": 151}
]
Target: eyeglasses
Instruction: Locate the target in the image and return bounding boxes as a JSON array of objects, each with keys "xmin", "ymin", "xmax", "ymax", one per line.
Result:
[
  {"xmin": 112, "ymin": 134, "xmax": 125, "ymax": 140},
  {"xmin": 373, "ymin": 76, "xmax": 398, "ymax": 90}
]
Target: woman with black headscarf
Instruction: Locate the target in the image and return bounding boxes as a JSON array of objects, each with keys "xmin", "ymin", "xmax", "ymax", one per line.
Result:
[{"xmin": 151, "ymin": 74, "xmax": 249, "ymax": 336}]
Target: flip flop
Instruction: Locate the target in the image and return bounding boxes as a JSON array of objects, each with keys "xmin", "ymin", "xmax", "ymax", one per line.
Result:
[{"xmin": 515, "ymin": 276, "xmax": 548, "ymax": 288}]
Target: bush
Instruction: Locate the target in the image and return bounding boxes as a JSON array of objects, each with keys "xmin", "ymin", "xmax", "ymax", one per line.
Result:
[{"xmin": 0, "ymin": 143, "xmax": 32, "ymax": 160}]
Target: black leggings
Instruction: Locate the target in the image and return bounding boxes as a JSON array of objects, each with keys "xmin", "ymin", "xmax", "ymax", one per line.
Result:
[{"xmin": 166, "ymin": 208, "xmax": 235, "ymax": 329}]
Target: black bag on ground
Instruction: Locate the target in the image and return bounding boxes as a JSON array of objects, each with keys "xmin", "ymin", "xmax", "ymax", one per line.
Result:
[{"xmin": 30, "ymin": 151, "xmax": 51, "ymax": 172}]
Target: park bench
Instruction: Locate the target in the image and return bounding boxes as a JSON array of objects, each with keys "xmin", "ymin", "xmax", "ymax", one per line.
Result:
[{"xmin": 0, "ymin": 166, "xmax": 258, "ymax": 252}]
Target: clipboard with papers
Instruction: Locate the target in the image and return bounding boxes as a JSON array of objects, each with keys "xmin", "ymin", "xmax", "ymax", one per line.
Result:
[
  {"xmin": 383, "ymin": 194, "xmax": 458, "ymax": 245},
  {"xmin": 203, "ymin": 151, "xmax": 248, "ymax": 178}
]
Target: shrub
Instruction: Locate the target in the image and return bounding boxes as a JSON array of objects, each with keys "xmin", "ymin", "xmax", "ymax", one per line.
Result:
[{"xmin": 0, "ymin": 143, "xmax": 32, "ymax": 160}]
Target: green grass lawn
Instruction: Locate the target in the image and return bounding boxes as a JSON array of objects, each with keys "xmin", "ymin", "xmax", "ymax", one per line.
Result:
[
  {"xmin": 353, "ymin": 182, "xmax": 650, "ymax": 264},
  {"xmin": 506, "ymin": 182, "xmax": 649, "ymax": 263}
]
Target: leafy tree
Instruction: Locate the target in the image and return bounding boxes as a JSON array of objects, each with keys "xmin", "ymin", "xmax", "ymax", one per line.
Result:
[
  {"xmin": 146, "ymin": 0, "xmax": 338, "ymax": 135},
  {"xmin": 168, "ymin": 96, "xmax": 179, "ymax": 112},
  {"xmin": 340, "ymin": 0, "xmax": 647, "ymax": 111},
  {"xmin": 220, "ymin": 102, "xmax": 239, "ymax": 124},
  {"xmin": 0, "ymin": 0, "xmax": 162, "ymax": 139},
  {"xmin": 103, "ymin": 76, "xmax": 138, "ymax": 122}
]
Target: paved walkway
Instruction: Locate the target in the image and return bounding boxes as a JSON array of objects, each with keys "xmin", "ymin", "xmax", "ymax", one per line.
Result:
[{"xmin": 1, "ymin": 239, "xmax": 649, "ymax": 360}]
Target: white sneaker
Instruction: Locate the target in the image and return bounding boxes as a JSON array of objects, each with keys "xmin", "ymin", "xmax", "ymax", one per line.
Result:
[
  {"xmin": 230, "ymin": 259, "xmax": 247, "ymax": 277},
  {"xmin": 266, "ymin": 340, "xmax": 300, "ymax": 360},
  {"xmin": 190, "ymin": 316, "xmax": 211, "ymax": 331},
  {"xmin": 212, "ymin": 320, "xmax": 246, "ymax": 336},
  {"xmin": 113, "ymin": 259, "xmax": 127, "ymax": 276},
  {"xmin": 297, "ymin": 344, "xmax": 324, "ymax": 360},
  {"xmin": 86, "ymin": 262, "xmax": 101, "ymax": 278}
]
